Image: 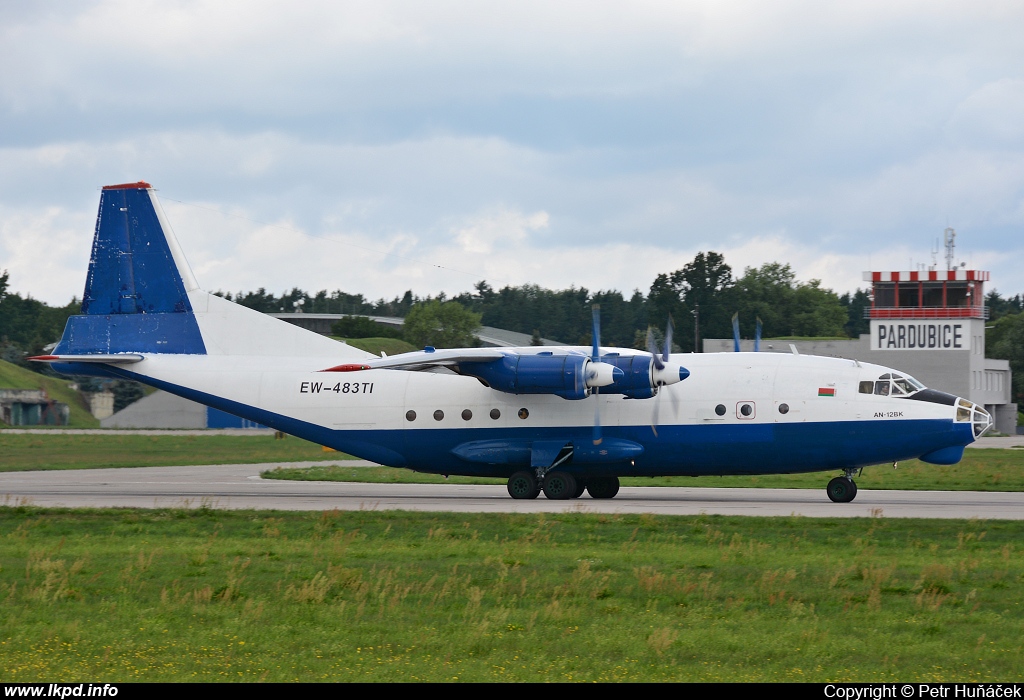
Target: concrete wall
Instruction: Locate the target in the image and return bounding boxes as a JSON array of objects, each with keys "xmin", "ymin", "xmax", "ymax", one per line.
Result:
[
  {"xmin": 85, "ymin": 391, "xmax": 114, "ymax": 420},
  {"xmin": 102, "ymin": 390, "xmax": 206, "ymax": 428}
]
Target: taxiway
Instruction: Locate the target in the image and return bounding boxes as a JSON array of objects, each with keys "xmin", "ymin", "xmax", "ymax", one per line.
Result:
[{"xmin": 1, "ymin": 462, "xmax": 1021, "ymax": 519}]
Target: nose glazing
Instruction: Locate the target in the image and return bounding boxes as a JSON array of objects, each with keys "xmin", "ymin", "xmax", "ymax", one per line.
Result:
[{"xmin": 956, "ymin": 398, "xmax": 993, "ymax": 439}]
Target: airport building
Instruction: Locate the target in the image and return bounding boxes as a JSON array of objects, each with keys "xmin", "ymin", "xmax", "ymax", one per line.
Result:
[
  {"xmin": 101, "ymin": 390, "xmax": 265, "ymax": 429},
  {"xmin": 706, "ymin": 267, "xmax": 1017, "ymax": 435}
]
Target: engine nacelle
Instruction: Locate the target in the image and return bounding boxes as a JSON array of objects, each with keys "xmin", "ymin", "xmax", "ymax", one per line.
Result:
[
  {"xmin": 462, "ymin": 354, "xmax": 592, "ymax": 400},
  {"xmin": 459, "ymin": 352, "xmax": 686, "ymax": 401},
  {"xmin": 597, "ymin": 354, "xmax": 654, "ymax": 398}
]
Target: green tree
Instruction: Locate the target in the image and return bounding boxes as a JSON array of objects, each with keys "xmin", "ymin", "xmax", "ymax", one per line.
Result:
[
  {"xmin": 987, "ymin": 312, "xmax": 1024, "ymax": 404},
  {"xmin": 790, "ymin": 280, "xmax": 848, "ymax": 337},
  {"xmin": 840, "ymin": 289, "xmax": 871, "ymax": 338},
  {"xmin": 986, "ymin": 289, "xmax": 1024, "ymax": 321},
  {"xmin": 733, "ymin": 263, "xmax": 796, "ymax": 338},
  {"xmin": 111, "ymin": 380, "xmax": 144, "ymax": 412},
  {"xmin": 331, "ymin": 316, "xmax": 404, "ymax": 339},
  {"xmin": 0, "ymin": 269, "xmax": 82, "ymax": 369},
  {"xmin": 403, "ymin": 300, "xmax": 481, "ymax": 349}
]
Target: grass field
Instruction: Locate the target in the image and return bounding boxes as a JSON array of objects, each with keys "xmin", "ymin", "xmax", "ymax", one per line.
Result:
[
  {"xmin": 0, "ymin": 434, "xmax": 352, "ymax": 472},
  {"xmin": 337, "ymin": 337, "xmax": 418, "ymax": 356},
  {"xmin": 0, "ymin": 360, "xmax": 99, "ymax": 428},
  {"xmin": 262, "ymin": 448, "xmax": 1024, "ymax": 492},
  {"xmin": 0, "ymin": 507, "xmax": 1021, "ymax": 682}
]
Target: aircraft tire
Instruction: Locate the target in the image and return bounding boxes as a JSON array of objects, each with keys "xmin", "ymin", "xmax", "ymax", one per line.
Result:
[
  {"xmin": 507, "ymin": 471, "xmax": 540, "ymax": 500},
  {"xmin": 586, "ymin": 477, "xmax": 620, "ymax": 499},
  {"xmin": 542, "ymin": 471, "xmax": 577, "ymax": 500},
  {"xmin": 572, "ymin": 479, "xmax": 587, "ymax": 499},
  {"xmin": 826, "ymin": 476, "xmax": 857, "ymax": 503}
]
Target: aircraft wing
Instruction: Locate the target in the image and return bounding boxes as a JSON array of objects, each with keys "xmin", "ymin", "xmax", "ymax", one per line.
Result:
[{"xmin": 322, "ymin": 348, "xmax": 509, "ymax": 372}]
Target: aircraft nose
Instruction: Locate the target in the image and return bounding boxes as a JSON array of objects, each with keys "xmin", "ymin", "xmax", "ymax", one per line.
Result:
[{"xmin": 956, "ymin": 397, "xmax": 993, "ymax": 440}]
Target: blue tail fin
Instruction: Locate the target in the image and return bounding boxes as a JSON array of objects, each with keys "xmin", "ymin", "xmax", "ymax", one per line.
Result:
[
  {"xmin": 83, "ymin": 181, "xmax": 195, "ymax": 315},
  {"xmin": 54, "ymin": 182, "xmax": 207, "ymax": 355}
]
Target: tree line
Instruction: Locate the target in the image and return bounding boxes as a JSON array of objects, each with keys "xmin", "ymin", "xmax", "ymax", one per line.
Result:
[{"xmin": 2, "ymin": 254, "xmax": 1023, "ymax": 403}]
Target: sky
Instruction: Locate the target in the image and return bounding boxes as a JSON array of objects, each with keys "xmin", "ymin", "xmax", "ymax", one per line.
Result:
[{"xmin": 1, "ymin": 0, "xmax": 1023, "ymax": 306}]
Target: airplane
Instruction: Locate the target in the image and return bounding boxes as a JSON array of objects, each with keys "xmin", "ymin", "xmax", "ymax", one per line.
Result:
[{"xmin": 31, "ymin": 182, "xmax": 994, "ymax": 503}]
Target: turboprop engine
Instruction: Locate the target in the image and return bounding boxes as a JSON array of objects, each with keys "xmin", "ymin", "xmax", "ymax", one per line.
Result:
[{"xmin": 459, "ymin": 353, "xmax": 624, "ymax": 400}]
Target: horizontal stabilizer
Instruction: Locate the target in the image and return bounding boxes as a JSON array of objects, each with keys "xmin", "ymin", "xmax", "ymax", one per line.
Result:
[{"xmin": 28, "ymin": 354, "xmax": 144, "ymax": 364}]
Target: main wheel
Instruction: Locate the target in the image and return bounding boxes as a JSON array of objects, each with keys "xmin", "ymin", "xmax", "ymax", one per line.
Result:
[
  {"xmin": 542, "ymin": 471, "xmax": 577, "ymax": 500},
  {"xmin": 507, "ymin": 471, "xmax": 540, "ymax": 499},
  {"xmin": 826, "ymin": 476, "xmax": 857, "ymax": 503},
  {"xmin": 573, "ymin": 479, "xmax": 587, "ymax": 499},
  {"xmin": 586, "ymin": 476, "xmax": 620, "ymax": 499}
]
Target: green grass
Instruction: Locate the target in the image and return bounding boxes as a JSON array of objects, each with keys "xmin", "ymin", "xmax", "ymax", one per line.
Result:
[
  {"xmin": 263, "ymin": 449, "xmax": 1024, "ymax": 492},
  {"xmin": 0, "ymin": 434, "xmax": 354, "ymax": 472},
  {"xmin": 0, "ymin": 507, "xmax": 1021, "ymax": 681},
  {"xmin": 0, "ymin": 359, "xmax": 99, "ymax": 428},
  {"xmin": 334, "ymin": 337, "xmax": 418, "ymax": 356}
]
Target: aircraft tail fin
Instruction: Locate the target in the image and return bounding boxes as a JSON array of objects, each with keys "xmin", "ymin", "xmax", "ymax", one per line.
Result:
[{"xmin": 52, "ymin": 182, "xmax": 372, "ymax": 360}]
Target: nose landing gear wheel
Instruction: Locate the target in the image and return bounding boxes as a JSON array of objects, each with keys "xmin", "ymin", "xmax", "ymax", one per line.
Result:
[
  {"xmin": 542, "ymin": 471, "xmax": 577, "ymax": 500},
  {"xmin": 827, "ymin": 476, "xmax": 858, "ymax": 503},
  {"xmin": 507, "ymin": 471, "xmax": 540, "ymax": 499}
]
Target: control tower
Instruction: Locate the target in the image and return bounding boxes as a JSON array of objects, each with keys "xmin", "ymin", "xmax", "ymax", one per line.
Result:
[
  {"xmin": 704, "ymin": 232, "xmax": 1017, "ymax": 435},
  {"xmin": 860, "ymin": 266, "xmax": 1015, "ymax": 433},
  {"xmin": 865, "ymin": 268, "xmax": 988, "ymax": 348}
]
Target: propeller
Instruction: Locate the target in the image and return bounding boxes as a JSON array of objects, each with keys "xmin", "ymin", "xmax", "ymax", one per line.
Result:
[
  {"xmin": 585, "ymin": 305, "xmax": 626, "ymax": 445},
  {"xmin": 591, "ymin": 305, "xmax": 602, "ymax": 445},
  {"xmin": 646, "ymin": 316, "xmax": 686, "ymax": 436}
]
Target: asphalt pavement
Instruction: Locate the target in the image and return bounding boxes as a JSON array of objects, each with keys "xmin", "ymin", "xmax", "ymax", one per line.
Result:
[{"xmin": 1, "ymin": 461, "xmax": 1021, "ymax": 519}]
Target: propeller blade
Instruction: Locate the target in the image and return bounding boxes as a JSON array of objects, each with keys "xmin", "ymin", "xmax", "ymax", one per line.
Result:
[
  {"xmin": 732, "ymin": 312, "xmax": 740, "ymax": 352},
  {"xmin": 651, "ymin": 389, "xmax": 660, "ymax": 437},
  {"xmin": 591, "ymin": 302, "xmax": 603, "ymax": 444},
  {"xmin": 647, "ymin": 326, "xmax": 665, "ymax": 371},
  {"xmin": 755, "ymin": 317, "xmax": 762, "ymax": 352},
  {"xmin": 663, "ymin": 316, "xmax": 674, "ymax": 364}
]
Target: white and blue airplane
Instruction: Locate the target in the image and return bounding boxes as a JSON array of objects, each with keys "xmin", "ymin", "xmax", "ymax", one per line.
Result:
[{"xmin": 32, "ymin": 182, "xmax": 993, "ymax": 503}]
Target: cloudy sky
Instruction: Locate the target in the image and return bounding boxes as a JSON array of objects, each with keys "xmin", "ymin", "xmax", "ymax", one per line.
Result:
[{"xmin": 2, "ymin": 1, "xmax": 1023, "ymax": 306}]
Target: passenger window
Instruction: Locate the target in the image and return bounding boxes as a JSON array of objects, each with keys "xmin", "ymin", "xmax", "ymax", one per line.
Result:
[
  {"xmin": 859, "ymin": 381, "xmax": 873, "ymax": 394},
  {"xmin": 736, "ymin": 402, "xmax": 755, "ymax": 419}
]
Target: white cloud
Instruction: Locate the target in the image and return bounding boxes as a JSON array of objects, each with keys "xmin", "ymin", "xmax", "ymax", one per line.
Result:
[
  {"xmin": 452, "ymin": 208, "xmax": 548, "ymax": 254},
  {"xmin": 2, "ymin": 1, "xmax": 1024, "ymax": 309}
]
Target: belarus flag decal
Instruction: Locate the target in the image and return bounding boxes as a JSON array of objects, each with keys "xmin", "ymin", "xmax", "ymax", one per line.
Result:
[{"xmin": 818, "ymin": 387, "xmax": 836, "ymax": 397}]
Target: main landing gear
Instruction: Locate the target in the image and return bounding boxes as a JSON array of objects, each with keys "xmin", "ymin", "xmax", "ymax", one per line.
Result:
[
  {"xmin": 826, "ymin": 470, "xmax": 859, "ymax": 503},
  {"xmin": 506, "ymin": 471, "xmax": 620, "ymax": 500}
]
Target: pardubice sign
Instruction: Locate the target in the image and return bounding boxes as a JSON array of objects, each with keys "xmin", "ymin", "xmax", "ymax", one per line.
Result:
[{"xmin": 870, "ymin": 320, "xmax": 965, "ymax": 351}]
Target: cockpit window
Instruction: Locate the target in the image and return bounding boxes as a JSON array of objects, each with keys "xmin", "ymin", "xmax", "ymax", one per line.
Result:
[
  {"xmin": 864, "ymin": 372, "xmax": 924, "ymax": 397},
  {"xmin": 893, "ymin": 378, "xmax": 916, "ymax": 395}
]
